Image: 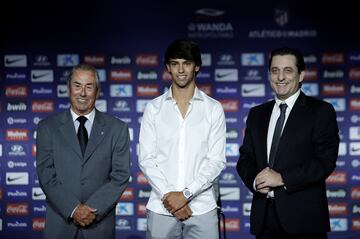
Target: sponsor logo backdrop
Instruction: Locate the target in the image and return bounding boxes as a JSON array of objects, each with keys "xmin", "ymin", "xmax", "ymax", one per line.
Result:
[{"xmin": 1, "ymin": 1, "xmax": 360, "ymax": 239}]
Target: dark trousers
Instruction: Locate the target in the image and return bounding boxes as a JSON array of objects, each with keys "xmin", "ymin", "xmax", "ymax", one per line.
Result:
[{"xmin": 256, "ymin": 199, "xmax": 327, "ymax": 239}]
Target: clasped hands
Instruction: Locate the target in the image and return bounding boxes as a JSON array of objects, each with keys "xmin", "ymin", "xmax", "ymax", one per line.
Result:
[
  {"xmin": 255, "ymin": 167, "xmax": 284, "ymax": 194},
  {"xmin": 72, "ymin": 204, "xmax": 97, "ymax": 227},
  {"xmin": 162, "ymin": 192, "xmax": 192, "ymax": 221}
]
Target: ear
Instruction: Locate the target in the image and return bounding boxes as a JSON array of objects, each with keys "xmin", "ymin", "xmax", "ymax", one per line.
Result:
[
  {"xmin": 195, "ymin": 65, "xmax": 200, "ymax": 72},
  {"xmin": 166, "ymin": 64, "xmax": 171, "ymax": 72},
  {"xmin": 96, "ymin": 87, "xmax": 100, "ymax": 99},
  {"xmin": 299, "ymin": 71, "xmax": 305, "ymax": 83}
]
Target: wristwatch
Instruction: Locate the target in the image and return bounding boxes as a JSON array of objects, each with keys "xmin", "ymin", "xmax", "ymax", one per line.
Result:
[{"xmin": 182, "ymin": 188, "xmax": 193, "ymax": 200}]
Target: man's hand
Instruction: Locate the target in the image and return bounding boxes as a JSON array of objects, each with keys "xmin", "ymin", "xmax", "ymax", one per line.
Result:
[
  {"xmin": 255, "ymin": 167, "xmax": 284, "ymax": 194},
  {"xmin": 173, "ymin": 205, "xmax": 192, "ymax": 221},
  {"xmin": 162, "ymin": 191, "xmax": 188, "ymax": 214},
  {"xmin": 73, "ymin": 204, "xmax": 97, "ymax": 227}
]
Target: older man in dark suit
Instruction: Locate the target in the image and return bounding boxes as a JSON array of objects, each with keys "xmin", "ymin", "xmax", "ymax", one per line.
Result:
[
  {"xmin": 237, "ymin": 47, "xmax": 339, "ymax": 239},
  {"xmin": 36, "ymin": 64, "xmax": 130, "ymax": 239}
]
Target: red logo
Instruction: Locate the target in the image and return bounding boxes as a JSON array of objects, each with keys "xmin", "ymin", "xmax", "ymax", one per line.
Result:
[
  {"xmin": 221, "ymin": 218, "xmax": 240, "ymax": 231},
  {"xmin": 32, "ymin": 218, "xmax": 45, "ymax": 231},
  {"xmin": 349, "ymin": 68, "xmax": 360, "ymax": 80},
  {"xmin": 137, "ymin": 202, "xmax": 147, "ymax": 216},
  {"xmin": 83, "ymin": 55, "xmax": 105, "ymax": 66},
  {"xmin": 220, "ymin": 100, "xmax": 239, "ymax": 112},
  {"xmin": 32, "ymin": 144, "xmax": 36, "ymax": 157},
  {"xmin": 328, "ymin": 203, "xmax": 348, "ymax": 215},
  {"xmin": 136, "ymin": 84, "xmax": 159, "ymax": 97},
  {"xmin": 326, "ymin": 171, "xmax": 347, "ymax": 185},
  {"xmin": 198, "ymin": 84, "xmax": 212, "ymax": 96},
  {"xmin": 6, "ymin": 129, "xmax": 29, "ymax": 141},
  {"xmin": 321, "ymin": 53, "xmax": 344, "ymax": 64},
  {"xmin": 321, "ymin": 83, "xmax": 345, "ymax": 96},
  {"xmin": 110, "ymin": 70, "xmax": 132, "ymax": 81},
  {"xmin": 120, "ymin": 187, "xmax": 134, "ymax": 201},
  {"xmin": 352, "ymin": 218, "xmax": 360, "ymax": 231},
  {"xmin": 351, "ymin": 187, "xmax": 360, "ymax": 200},
  {"xmin": 6, "ymin": 203, "xmax": 29, "ymax": 215},
  {"xmin": 5, "ymin": 85, "xmax": 28, "ymax": 97},
  {"xmin": 0, "ymin": 188, "xmax": 3, "ymax": 199},
  {"xmin": 136, "ymin": 172, "xmax": 149, "ymax": 185},
  {"xmin": 136, "ymin": 54, "xmax": 159, "ymax": 66},
  {"xmin": 32, "ymin": 100, "xmax": 54, "ymax": 112},
  {"xmin": 350, "ymin": 98, "xmax": 360, "ymax": 111},
  {"xmin": 304, "ymin": 68, "xmax": 318, "ymax": 81}
]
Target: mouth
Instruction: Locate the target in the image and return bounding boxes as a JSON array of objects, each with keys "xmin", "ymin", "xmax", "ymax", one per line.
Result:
[
  {"xmin": 77, "ymin": 97, "xmax": 88, "ymax": 103},
  {"xmin": 177, "ymin": 75, "xmax": 186, "ymax": 79}
]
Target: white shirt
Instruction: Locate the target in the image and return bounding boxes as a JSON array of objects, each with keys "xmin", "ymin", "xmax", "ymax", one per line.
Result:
[
  {"xmin": 264, "ymin": 90, "xmax": 300, "ymax": 197},
  {"xmin": 70, "ymin": 108, "xmax": 95, "ymax": 136},
  {"xmin": 139, "ymin": 87, "xmax": 226, "ymax": 215}
]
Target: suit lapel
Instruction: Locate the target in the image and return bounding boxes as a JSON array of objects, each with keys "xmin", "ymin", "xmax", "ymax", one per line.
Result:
[
  {"xmin": 273, "ymin": 92, "xmax": 308, "ymax": 167},
  {"xmin": 59, "ymin": 110, "xmax": 83, "ymax": 159},
  {"xmin": 259, "ymin": 101, "xmax": 275, "ymax": 168},
  {"xmin": 82, "ymin": 110, "xmax": 106, "ymax": 165}
]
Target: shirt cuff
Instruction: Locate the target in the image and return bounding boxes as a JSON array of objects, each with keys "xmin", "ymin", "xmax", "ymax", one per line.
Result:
[
  {"xmin": 70, "ymin": 204, "xmax": 79, "ymax": 218},
  {"xmin": 187, "ymin": 181, "xmax": 201, "ymax": 197}
]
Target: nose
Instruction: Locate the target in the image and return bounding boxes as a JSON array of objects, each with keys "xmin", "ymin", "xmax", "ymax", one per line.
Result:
[
  {"xmin": 278, "ymin": 71, "xmax": 285, "ymax": 81},
  {"xmin": 80, "ymin": 86, "xmax": 86, "ymax": 96},
  {"xmin": 178, "ymin": 63, "xmax": 184, "ymax": 73}
]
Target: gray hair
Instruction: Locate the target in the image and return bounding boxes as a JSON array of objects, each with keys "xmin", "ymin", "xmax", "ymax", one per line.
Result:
[{"xmin": 67, "ymin": 63, "xmax": 101, "ymax": 89}]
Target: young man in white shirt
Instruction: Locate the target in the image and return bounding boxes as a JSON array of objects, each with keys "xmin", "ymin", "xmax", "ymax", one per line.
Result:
[{"xmin": 139, "ymin": 39, "xmax": 226, "ymax": 239}]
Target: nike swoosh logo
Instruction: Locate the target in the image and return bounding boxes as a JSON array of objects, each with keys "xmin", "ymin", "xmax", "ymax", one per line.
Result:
[
  {"xmin": 33, "ymin": 192, "xmax": 44, "ymax": 197},
  {"xmin": 216, "ymin": 72, "xmax": 235, "ymax": 78},
  {"xmin": 58, "ymin": 89, "xmax": 67, "ymax": 94},
  {"xmin": 220, "ymin": 191, "xmax": 235, "ymax": 197},
  {"xmin": 7, "ymin": 176, "xmax": 24, "ymax": 182},
  {"xmin": 243, "ymin": 88, "xmax": 260, "ymax": 93},
  {"xmin": 352, "ymin": 147, "xmax": 360, "ymax": 152},
  {"xmin": 6, "ymin": 58, "xmax": 23, "ymax": 65},
  {"xmin": 32, "ymin": 73, "xmax": 49, "ymax": 79}
]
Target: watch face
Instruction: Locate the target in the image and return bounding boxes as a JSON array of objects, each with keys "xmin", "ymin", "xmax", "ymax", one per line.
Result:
[{"xmin": 184, "ymin": 189, "xmax": 192, "ymax": 198}]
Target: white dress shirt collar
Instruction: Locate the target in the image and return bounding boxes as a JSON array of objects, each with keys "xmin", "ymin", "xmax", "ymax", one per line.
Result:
[
  {"xmin": 165, "ymin": 85, "xmax": 205, "ymax": 103},
  {"xmin": 70, "ymin": 108, "xmax": 96, "ymax": 124},
  {"xmin": 274, "ymin": 89, "xmax": 301, "ymax": 111}
]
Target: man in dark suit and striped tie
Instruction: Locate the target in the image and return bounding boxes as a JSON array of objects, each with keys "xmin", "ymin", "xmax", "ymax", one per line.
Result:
[{"xmin": 237, "ymin": 47, "xmax": 339, "ymax": 239}]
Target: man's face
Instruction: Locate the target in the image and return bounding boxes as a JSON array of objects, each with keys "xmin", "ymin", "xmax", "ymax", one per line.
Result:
[
  {"xmin": 166, "ymin": 58, "xmax": 200, "ymax": 88},
  {"xmin": 68, "ymin": 69, "xmax": 99, "ymax": 115},
  {"xmin": 269, "ymin": 54, "xmax": 304, "ymax": 100}
]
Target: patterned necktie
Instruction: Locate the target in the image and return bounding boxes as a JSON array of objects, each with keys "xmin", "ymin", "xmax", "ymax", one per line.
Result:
[
  {"xmin": 268, "ymin": 103, "xmax": 287, "ymax": 168},
  {"xmin": 77, "ymin": 116, "xmax": 88, "ymax": 156}
]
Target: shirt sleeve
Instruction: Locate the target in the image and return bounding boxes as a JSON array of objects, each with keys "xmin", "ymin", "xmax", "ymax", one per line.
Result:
[
  {"xmin": 138, "ymin": 103, "xmax": 175, "ymax": 198},
  {"xmin": 187, "ymin": 103, "xmax": 227, "ymax": 196}
]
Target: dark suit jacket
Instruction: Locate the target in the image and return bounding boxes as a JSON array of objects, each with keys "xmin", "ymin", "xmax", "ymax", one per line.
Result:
[
  {"xmin": 237, "ymin": 92, "xmax": 339, "ymax": 235},
  {"xmin": 36, "ymin": 109, "xmax": 131, "ymax": 239}
]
